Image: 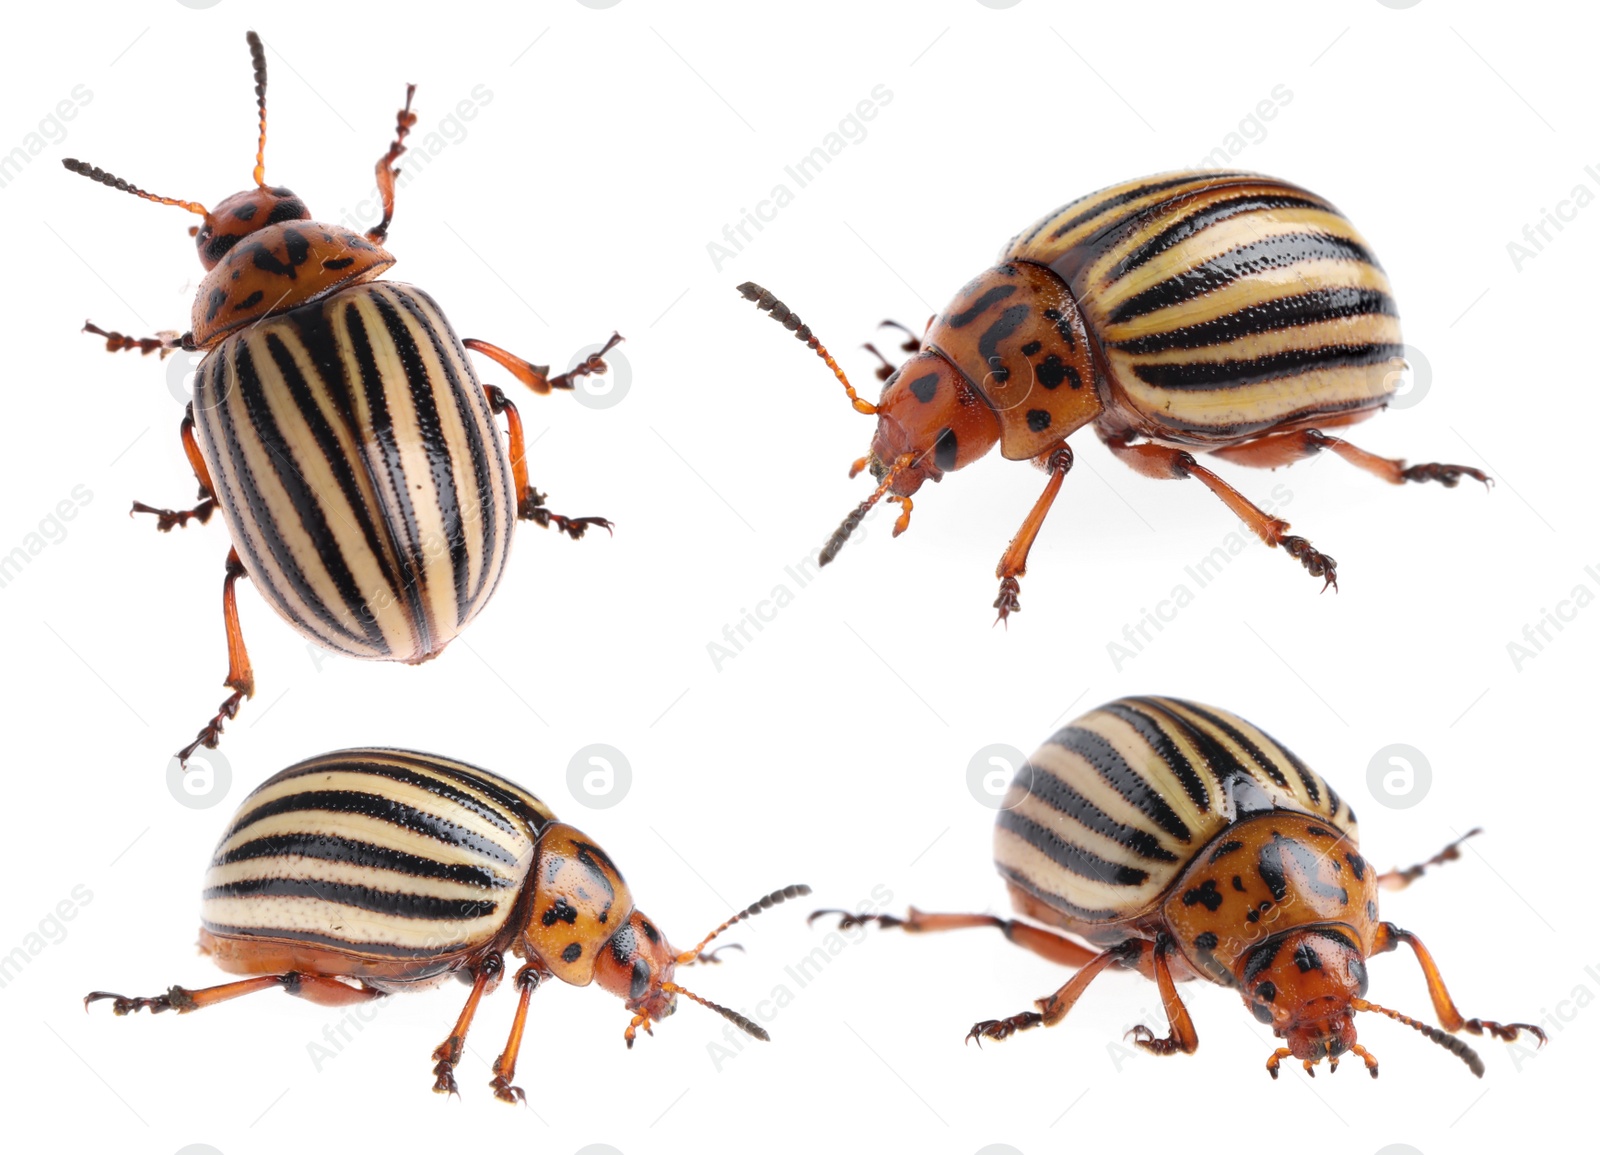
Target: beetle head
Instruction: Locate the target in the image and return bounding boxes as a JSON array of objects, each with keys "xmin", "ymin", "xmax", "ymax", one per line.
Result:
[{"xmin": 1241, "ymin": 928, "xmax": 1366, "ymax": 1069}]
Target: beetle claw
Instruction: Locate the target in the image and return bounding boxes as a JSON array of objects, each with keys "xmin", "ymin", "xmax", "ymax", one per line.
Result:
[{"xmin": 993, "ymin": 577, "xmax": 1022, "ymax": 625}]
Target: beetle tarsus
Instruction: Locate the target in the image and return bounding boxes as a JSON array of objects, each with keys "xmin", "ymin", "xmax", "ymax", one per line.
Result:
[
  {"xmin": 83, "ymin": 320, "xmax": 183, "ymax": 359},
  {"xmin": 176, "ymin": 688, "xmax": 247, "ymax": 766},
  {"xmin": 1463, "ymin": 1018, "xmax": 1547, "ymax": 1045},
  {"xmin": 546, "ymin": 332, "xmax": 624, "ymax": 392},
  {"xmin": 994, "ymin": 576, "xmax": 1022, "ymax": 625},
  {"xmin": 806, "ymin": 909, "xmax": 905, "ymax": 931},
  {"xmin": 431, "ymin": 1037, "xmax": 464, "ymax": 1097},
  {"xmin": 131, "ymin": 497, "xmax": 216, "ymax": 532},
  {"xmin": 966, "ymin": 1011, "xmax": 1043, "ymax": 1046},
  {"xmin": 1126, "ymin": 1023, "xmax": 1185, "ymax": 1056},
  {"xmin": 519, "ymin": 489, "xmax": 613, "ymax": 539},
  {"xmin": 84, "ymin": 986, "xmax": 192, "ymax": 1016},
  {"xmin": 489, "ymin": 1073, "xmax": 526, "ymax": 1105},
  {"xmin": 1399, "ymin": 461, "xmax": 1492, "ymax": 490},
  {"xmin": 1279, "ymin": 535, "xmax": 1337, "ymax": 592}
]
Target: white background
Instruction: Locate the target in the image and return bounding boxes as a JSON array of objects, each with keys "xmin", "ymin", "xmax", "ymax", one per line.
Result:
[{"xmin": 0, "ymin": 1, "xmax": 1594, "ymax": 1153}]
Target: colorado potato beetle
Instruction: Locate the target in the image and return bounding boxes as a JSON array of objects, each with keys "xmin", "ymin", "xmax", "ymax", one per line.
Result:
[
  {"xmin": 64, "ymin": 32, "xmax": 621, "ymax": 760},
  {"xmin": 740, "ymin": 171, "xmax": 1489, "ymax": 622},
  {"xmin": 86, "ymin": 748, "xmax": 807, "ymax": 1101},
  {"xmin": 814, "ymin": 697, "xmax": 1543, "ymax": 1078}
]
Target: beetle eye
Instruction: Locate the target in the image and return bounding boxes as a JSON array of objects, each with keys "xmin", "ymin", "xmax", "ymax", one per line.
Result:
[
  {"xmin": 1251, "ymin": 1002, "xmax": 1274, "ymax": 1025},
  {"xmin": 629, "ymin": 957, "xmax": 651, "ymax": 1001}
]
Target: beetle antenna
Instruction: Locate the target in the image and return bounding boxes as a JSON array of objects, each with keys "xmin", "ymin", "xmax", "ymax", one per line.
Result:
[
  {"xmin": 1352, "ymin": 998, "xmax": 1485, "ymax": 1077},
  {"xmin": 60, "ymin": 160, "xmax": 208, "ymax": 217},
  {"xmin": 736, "ymin": 282, "xmax": 879, "ymax": 415},
  {"xmin": 819, "ymin": 451, "xmax": 916, "ymax": 565},
  {"xmin": 676, "ymin": 884, "xmax": 812, "ymax": 965},
  {"xmin": 247, "ymin": 31, "xmax": 269, "ymax": 187},
  {"xmin": 660, "ymin": 982, "xmax": 769, "ymax": 1041}
]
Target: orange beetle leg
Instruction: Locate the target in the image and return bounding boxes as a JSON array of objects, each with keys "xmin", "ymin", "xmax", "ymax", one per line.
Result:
[
  {"xmin": 366, "ymin": 84, "xmax": 418, "ymax": 246},
  {"xmin": 489, "ymin": 965, "xmax": 544, "ymax": 1105},
  {"xmin": 1372, "ymin": 923, "xmax": 1547, "ymax": 1047},
  {"xmin": 132, "ymin": 412, "xmax": 218, "ymax": 532},
  {"xmin": 85, "ymin": 972, "xmax": 384, "ymax": 1016},
  {"xmin": 432, "ymin": 953, "xmax": 501, "ymax": 1097},
  {"xmin": 464, "ymin": 333, "xmax": 623, "ymax": 396},
  {"xmin": 967, "ymin": 938, "xmax": 1142, "ymax": 1048},
  {"xmin": 1102, "ymin": 430, "xmax": 1338, "ymax": 592},
  {"xmin": 1209, "ymin": 427, "xmax": 1491, "ymax": 490},
  {"xmin": 1123, "ymin": 938, "xmax": 1200, "ymax": 1056},
  {"xmin": 83, "ymin": 320, "xmax": 186, "ymax": 359},
  {"xmin": 808, "ymin": 906, "xmax": 1100, "ymax": 968},
  {"xmin": 175, "ymin": 547, "xmax": 255, "ymax": 766},
  {"xmin": 993, "ymin": 443, "xmax": 1073, "ymax": 625},
  {"xmin": 482, "ymin": 384, "xmax": 612, "ymax": 538},
  {"xmin": 1377, "ymin": 828, "xmax": 1483, "ymax": 891}
]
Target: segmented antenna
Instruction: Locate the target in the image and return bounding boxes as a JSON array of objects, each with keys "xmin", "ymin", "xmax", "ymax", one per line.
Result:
[
  {"xmin": 818, "ymin": 452, "xmax": 914, "ymax": 565},
  {"xmin": 60, "ymin": 160, "xmax": 208, "ymax": 217},
  {"xmin": 662, "ymin": 982, "xmax": 770, "ymax": 1041},
  {"xmin": 247, "ymin": 31, "xmax": 268, "ymax": 187},
  {"xmin": 1353, "ymin": 998, "xmax": 1485, "ymax": 1077},
  {"xmin": 677, "ymin": 884, "xmax": 811, "ymax": 964},
  {"xmin": 736, "ymin": 282, "xmax": 878, "ymax": 415}
]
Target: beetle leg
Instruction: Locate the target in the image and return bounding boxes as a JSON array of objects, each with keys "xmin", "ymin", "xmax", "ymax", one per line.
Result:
[
  {"xmin": 1124, "ymin": 938, "xmax": 1199, "ymax": 1056},
  {"xmin": 1377, "ymin": 828, "xmax": 1483, "ymax": 891},
  {"xmin": 432, "ymin": 953, "xmax": 502, "ymax": 1097},
  {"xmin": 489, "ymin": 965, "xmax": 544, "ymax": 1105},
  {"xmin": 968, "ymin": 939, "xmax": 1141, "ymax": 1047},
  {"xmin": 993, "ymin": 443, "xmax": 1074, "ymax": 624},
  {"xmin": 175, "ymin": 547, "xmax": 255, "ymax": 766},
  {"xmin": 464, "ymin": 333, "xmax": 623, "ymax": 396},
  {"xmin": 1101, "ymin": 430, "xmax": 1338, "ymax": 592},
  {"xmin": 82, "ymin": 320, "xmax": 188, "ymax": 358},
  {"xmin": 132, "ymin": 410, "xmax": 218, "ymax": 532},
  {"xmin": 365, "ymin": 84, "xmax": 418, "ymax": 246},
  {"xmin": 1209, "ymin": 428, "xmax": 1491, "ymax": 490},
  {"xmin": 85, "ymin": 972, "xmax": 383, "ymax": 1015},
  {"xmin": 1371, "ymin": 923, "xmax": 1548, "ymax": 1047},
  {"xmin": 807, "ymin": 907, "xmax": 1100, "ymax": 968},
  {"xmin": 482, "ymin": 384, "xmax": 613, "ymax": 539}
]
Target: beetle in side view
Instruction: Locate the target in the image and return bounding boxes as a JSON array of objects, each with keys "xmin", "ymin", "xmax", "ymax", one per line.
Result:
[
  {"xmin": 86, "ymin": 748, "xmax": 808, "ymax": 1101},
  {"xmin": 740, "ymin": 171, "xmax": 1488, "ymax": 623},
  {"xmin": 814, "ymin": 697, "xmax": 1543, "ymax": 1078},
  {"xmin": 64, "ymin": 32, "xmax": 621, "ymax": 761}
]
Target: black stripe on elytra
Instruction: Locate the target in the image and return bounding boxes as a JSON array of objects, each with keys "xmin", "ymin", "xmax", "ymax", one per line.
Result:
[
  {"xmin": 1041, "ymin": 173, "xmax": 1254, "ymax": 246},
  {"xmin": 372, "ymin": 750, "xmax": 553, "ymax": 833},
  {"xmin": 214, "ymin": 832, "xmax": 515, "ymax": 889},
  {"xmin": 1109, "ymin": 232, "xmax": 1379, "ymax": 324},
  {"xmin": 204, "ymin": 876, "xmax": 500, "ymax": 921},
  {"xmin": 1100, "ymin": 700, "xmax": 1210, "ymax": 813},
  {"xmin": 260, "ymin": 759, "xmax": 525, "ymax": 837},
  {"xmin": 1023, "ymin": 765, "xmax": 1179, "ymax": 862},
  {"xmin": 994, "ymin": 865, "xmax": 1126, "ymax": 923},
  {"xmin": 1107, "ymin": 193, "xmax": 1329, "ymax": 281},
  {"xmin": 224, "ymin": 789, "xmax": 521, "ymax": 866},
  {"xmin": 1130, "ymin": 343, "xmax": 1405, "ymax": 391},
  {"xmin": 996, "ymin": 809, "xmax": 1148, "ymax": 887},
  {"xmin": 343, "ymin": 299, "xmax": 435, "ymax": 653},
  {"xmin": 201, "ymin": 921, "xmax": 466, "ymax": 961},
  {"xmin": 976, "ymin": 305, "xmax": 1030, "ymax": 384},
  {"xmin": 945, "ymin": 284, "xmax": 1016, "ymax": 329},
  {"xmin": 1127, "ymin": 391, "xmax": 1388, "ymax": 441},
  {"xmin": 227, "ymin": 340, "xmax": 379, "ymax": 649},
  {"xmin": 1111, "ymin": 286, "xmax": 1398, "ymax": 355},
  {"xmin": 375, "ymin": 292, "xmax": 468, "ymax": 630},
  {"xmin": 1047, "ymin": 726, "xmax": 1192, "ymax": 842},
  {"xmin": 1272, "ymin": 737, "xmax": 1324, "ymax": 808},
  {"xmin": 385, "ymin": 286, "xmax": 499, "ymax": 611},
  {"xmin": 1125, "ymin": 697, "xmax": 1249, "ymax": 793},
  {"xmin": 1176, "ymin": 702, "xmax": 1295, "ymax": 792},
  {"xmin": 266, "ymin": 316, "xmax": 407, "ymax": 609}
]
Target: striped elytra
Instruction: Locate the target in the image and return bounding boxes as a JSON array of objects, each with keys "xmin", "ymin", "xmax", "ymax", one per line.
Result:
[
  {"xmin": 65, "ymin": 30, "xmax": 619, "ymax": 761},
  {"xmin": 740, "ymin": 168, "xmax": 1489, "ymax": 622},
  {"xmin": 813, "ymin": 697, "xmax": 1545, "ymax": 1079},
  {"xmin": 88, "ymin": 746, "xmax": 808, "ymax": 1099},
  {"xmin": 191, "ymin": 282, "xmax": 516, "ymax": 662}
]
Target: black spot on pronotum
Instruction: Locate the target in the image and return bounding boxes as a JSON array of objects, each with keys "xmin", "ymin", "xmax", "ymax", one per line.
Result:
[
  {"xmin": 934, "ymin": 428, "xmax": 959, "ymax": 472},
  {"xmin": 1209, "ymin": 839, "xmax": 1245, "ymax": 864},
  {"xmin": 1020, "ymin": 340, "xmax": 1042, "ymax": 356},
  {"xmin": 629, "ymin": 957, "xmax": 650, "ymax": 1000},
  {"xmin": 561, "ymin": 942, "xmax": 582, "ymax": 964},
  {"xmin": 1194, "ymin": 931, "xmax": 1218, "ymax": 951},
  {"xmin": 233, "ymin": 290, "xmax": 265, "ymax": 311},
  {"xmin": 1181, "ymin": 879, "xmax": 1223, "ymax": 912},
  {"xmin": 1036, "ymin": 355, "xmax": 1066, "ymax": 389},
  {"xmin": 205, "ymin": 288, "xmax": 228, "ymax": 322},
  {"xmin": 1293, "ymin": 940, "xmax": 1322, "ymax": 973},
  {"xmin": 1231, "ymin": 875, "xmax": 1246, "ymax": 892},
  {"xmin": 946, "ymin": 283, "xmax": 1016, "ymax": 328},
  {"xmin": 541, "ymin": 897, "xmax": 578, "ymax": 927},
  {"xmin": 907, "ymin": 372, "xmax": 939, "ymax": 403},
  {"xmin": 1345, "ymin": 852, "xmax": 1367, "ymax": 881},
  {"xmin": 323, "ymin": 256, "xmax": 356, "ymax": 271},
  {"xmin": 1026, "ymin": 409, "xmax": 1051, "ymax": 432}
]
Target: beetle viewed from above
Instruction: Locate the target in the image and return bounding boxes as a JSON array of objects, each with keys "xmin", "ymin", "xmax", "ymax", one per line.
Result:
[
  {"xmin": 740, "ymin": 171, "xmax": 1490, "ymax": 623},
  {"xmin": 85, "ymin": 748, "xmax": 809, "ymax": 1102},
  {"xmin": 63, "ymin": 32, "xmax": 621, "ymax": 762},
  {"xmin": 813, "ymin": 697, "xmax": 1544, "ymax": 1078}
]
